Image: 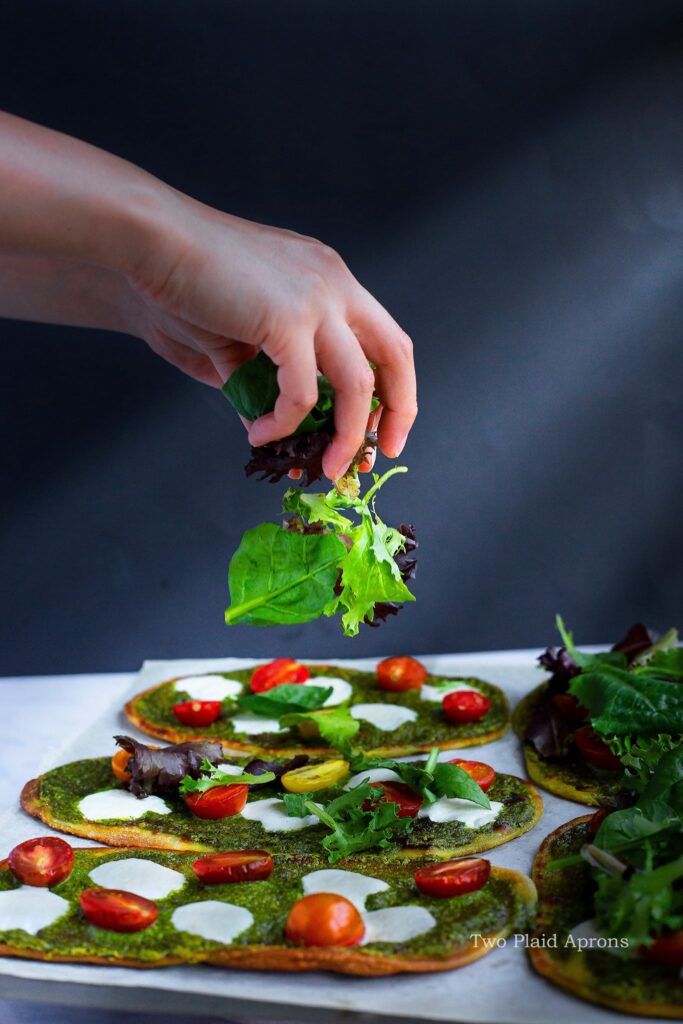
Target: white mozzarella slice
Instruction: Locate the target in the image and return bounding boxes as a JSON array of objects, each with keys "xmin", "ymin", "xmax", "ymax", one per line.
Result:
[
  {"xmin": 79, "ymin": 789, "xmax": 171, "ymax": 822},
  {"xmin": 171, "ymin": 900, "xmax": 253, "ymax": 944},
  {"xmin": 305, "ymin": 676, "xmax": 353, "ymax": 707},
  {"xmin": 301, "ymin": 869, "xmax": 388, "ymax": 911},
  {"xmin": 418, "ymin": 797, "xmax": 503, "ymax": 828},
  {"xmin": 240, "ymin": 797, "xmax": 320, "ymax": 832},
  {"xmin": 420, "ymin": 680, "xmax": 482, "ymax": 703},
  {"xmin": 230, "ymin": 712, "xmax": 284, "ymax": 735},
  {"xmin": 213, "ymin": 763, "xmax": 244, "ymax": 776},
  {"xmin": 0, "ymin": 887, "xmax": 70, "ymax": 936},
  {"xmin": 88, "ymin": 858, "xmax": 185, "ymax": 900},
  {"xmin": 344, "ymin": 768, "xmax": 401, "ymax": 790},
  {"xmin": 350, "ymin": 703, "xmax": 417, "ymax": 731},
  {"xmin": 174, "ymin": 674, "xmax": 243, "ymax": 701},
  {"xmin": 361, "ymin": 905, "xmax": 436, "ymax": 945}
]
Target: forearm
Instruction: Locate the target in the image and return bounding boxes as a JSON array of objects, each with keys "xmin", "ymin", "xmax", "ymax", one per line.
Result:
[
  {"xmin": 0, "ymin": 110, "xmax": 171, "ymax": 276},
  {"xmin": 0, "ymin": 253, "xmax": 140, "ymax": 333}
]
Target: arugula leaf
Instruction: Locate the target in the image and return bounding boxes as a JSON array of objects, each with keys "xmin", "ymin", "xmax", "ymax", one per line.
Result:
[
  {"xmin": 236, "ymin": 684, "xmax": 333, "ymax": 718},
  {"xmin": 593, "ymin": 854, "xmax": 683, "ymax": 948},
  {"xmin": 280, "ymin": 706, "xmax": 360, "ymax": 748},
  {"xmin": 285, "ymin": 781, "xmax": 413, "ymax": 862},
  {"xmin": 555, "ymin": 615, "xmax": 627, "ymax": 672},
  {"xmin": 225, "ymin": 524, "xmax": 346, "ymax": 626},
  {"xmin": 569, "ymin": 665, "xmax": 683, "ymax": 737},
  {"xmin": 178, "ymin": 759, "xmax": 275, "ymax": 794}
]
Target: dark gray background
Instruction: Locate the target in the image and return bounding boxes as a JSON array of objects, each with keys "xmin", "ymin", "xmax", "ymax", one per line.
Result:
[{"xmin": 2, "ymin": 0, "xmax": 683, "ymax": 676}]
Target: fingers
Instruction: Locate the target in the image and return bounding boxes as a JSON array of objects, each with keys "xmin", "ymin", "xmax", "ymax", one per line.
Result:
[
  {"xmin": 248, "ymin": 335, "xmax": 319, "ymax": 446},
  {"xmin": 350, "ymin": 297, "xmax": 417, "ymax": 459},
  {"xmin": 144, "ymin": 328, "xmax": 223, "ymax": 387},
  {"xmin": 315, "ymin": 319, "xmax": 376, "ymax": 480}
]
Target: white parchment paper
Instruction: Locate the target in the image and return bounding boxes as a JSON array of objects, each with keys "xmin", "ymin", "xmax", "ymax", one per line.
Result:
[{"xmin": 0, "ymin": 652, "xmax": 653, "ymax": 1023}]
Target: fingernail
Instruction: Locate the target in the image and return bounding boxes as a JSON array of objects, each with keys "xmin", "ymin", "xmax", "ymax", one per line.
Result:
[
  {"xmin": 387, "ymin": 434, "xmax": 407, "ymax": 458},
  {"xmin": 330, "ymin": 460, "xmax": 352, "ymax": 481}
]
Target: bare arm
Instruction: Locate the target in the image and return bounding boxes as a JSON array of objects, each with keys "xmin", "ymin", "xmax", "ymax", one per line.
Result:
[{"xmin": 0, "ymin": 111, "xmax": 417, "ymax": 478}]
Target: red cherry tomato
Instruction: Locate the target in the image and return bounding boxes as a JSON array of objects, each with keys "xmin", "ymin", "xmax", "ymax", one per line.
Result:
[
  {"xmin": 172, "ymin": 700, "xmax": 222, "ymax": 727},
  {"xmin": 376, "ymin": 656, "xmax": 427, "ymax": 692},
  {"xmin": 8, "ymin": 837, "xmax": 74, "ymax": 888},
  {"xmin": 183, "ymin": 784, "xmax": 249, "ymax": 820},
  {"xmin": 551, "ymin": 693, "xmax": 588, "ymax": 723},
  {"xmin": 447, "ymin": 759, "xmax": 496, "ymax": 793},
  {"xmin": 641, "ymin": 929, "xmax": 683, "ymax": 969},
  {"xmin": 442, "ymin": 690, "xmax": 491, "ymax": 724},
  {"xmin": 250, "ymin": 658, "xmax": 310, "ymax": 694},
  {"xmin": 285, "ymin": 893, "xmax": 365, "ymax": 947},
  {"xmin": 363, "ymin": 781, "xmax": 423, "ymax": 818},
  {"xmin": 192, "ymin": 849, "xmax": 274, "ymax": 884},
  {"xmin": 414, "ymin": 857, "xmax": 491, "ymax": 898},
  {"xmin": 575, "ymin": 727, "xmax": 622, "ymax": 771},
  {"xmin": 587, "ymin": 807, "xmax": 611, "ymax": 836},
  {"xmin": 80, "ymin": 888, "xmax": 158, "ymax": 932}
]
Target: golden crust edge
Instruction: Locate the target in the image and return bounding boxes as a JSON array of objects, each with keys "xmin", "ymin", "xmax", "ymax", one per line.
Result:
[
  {"xmin": 124, "ymin": 673, "xmax": 510, "ymax": 756},
  {"xmin": 0, "ymin": 850, "xmax": 535, "ymax": 976},
  {"xmin": 530, "ymin": 816, "xmax": 683, "ymax": 1021},
  {"xmin": 20, "ymin": 771, "xmax": 542, "ymax": 857}
]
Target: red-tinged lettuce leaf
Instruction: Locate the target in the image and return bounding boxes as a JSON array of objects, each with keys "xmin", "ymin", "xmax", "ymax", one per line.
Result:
[
  {"xmin": 612, "ymin": 623, "xmax": 658, "ymax": 662},
  {"xmin": 245, "ymin": 431, "xmax": 331, "ymax": 486},
  {"xmin": 523, "ymin": 700, "xmax": 574, "ymax": 758},
  {"xmin": 225, "ymin": 523, "xmax": 346, "ymax": 626},
  {"xmin": 243, "ymin": 754, "xmax": 309, "ymax": 786},
  {"xmin": 114, "ymin": 736, "xmax": 225, "ymax": 798}
]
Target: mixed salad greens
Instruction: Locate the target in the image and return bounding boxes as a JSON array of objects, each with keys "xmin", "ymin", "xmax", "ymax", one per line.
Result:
[
  {"xmin": 553, "ymin": 745, "xmax": 683, "ymax": 953},
  {"xmin": 223, "ymin": 354, "xmax": 416, "ymax": 635},
  {"xmin": 526, "ymin": 616, "xmax": 683, "ymax": 786}
]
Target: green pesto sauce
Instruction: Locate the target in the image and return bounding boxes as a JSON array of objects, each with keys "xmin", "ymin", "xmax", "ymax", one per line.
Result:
[
  {"xmin": 514, "ymin": 685, "xmax": 627, "ymax": 805},
  {"xmin": 133, "ymin": 665, "xmax": 509, "ymax": 754},
  {"xmin": 38, "ymin": 758, "xmax": 536, "ymax": 855},
  {"xmin": 0, "ymin": 849, "xmax": 531, "ymax": 962},
  {"xmin": 535, "ymin": 821, "xmax": 683, "ymax": 1007}
]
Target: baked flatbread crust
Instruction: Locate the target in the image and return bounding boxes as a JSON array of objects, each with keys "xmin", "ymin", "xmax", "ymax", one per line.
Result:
[{"xmin": 0, "ymin": 848, "xmax": 536, "ymax": 976}]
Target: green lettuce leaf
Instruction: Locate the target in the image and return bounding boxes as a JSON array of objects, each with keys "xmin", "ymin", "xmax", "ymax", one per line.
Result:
[
  {"xmin": 178, "ymin": 758, "xmax": 275, "ymax": 794},
  {"xmin": 569, "ymin": 665, "xmax": 683, "ymax": 737},
  {"xmin": 225, "ymin": 524, "xmax": 346, "ymax": 626},
  {"xmin": 280, "ymin": 706, "xmax": 360, "ymax": 748}
]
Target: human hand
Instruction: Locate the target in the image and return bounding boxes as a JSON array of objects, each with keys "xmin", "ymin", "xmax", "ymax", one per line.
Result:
[{"xmin": 127, "ymin": 199, "xmax": 416, "ymax": 480}]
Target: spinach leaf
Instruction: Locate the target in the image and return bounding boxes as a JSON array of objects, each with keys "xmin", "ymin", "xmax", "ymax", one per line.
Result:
[
  {"xmin": 236, "ymin": 684, "xmax": 333, "ymax": 717},
  {"xmin": 225, "ymin": 523, "xmax": 346, "ymax": 626},
  {"xmin": 350, "ymin": 747, "xmax": 491, "ymax": 809},
  {"xmin": 222, "ymin": 352, "xmax": 334, "ymax": 435},
  {"xmin": 569, "ymin": 665, "xmax": 683, "ymax": 737}
]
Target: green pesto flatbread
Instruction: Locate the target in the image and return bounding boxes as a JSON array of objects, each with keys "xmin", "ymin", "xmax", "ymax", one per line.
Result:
[
  {"xmin": 126, "ymin": 663, "xmax": 509, "ymax": 757},
  {"xmin": 530, "ymin": 816, "xmax": 683, "ymax": 1019},
  {"xmin": 0, "ymin": 846, "xmax": 536, "ymax": 975},
  {"xmin": 21, "ymin": 753, "xmax": 542, "ymax": 857}
]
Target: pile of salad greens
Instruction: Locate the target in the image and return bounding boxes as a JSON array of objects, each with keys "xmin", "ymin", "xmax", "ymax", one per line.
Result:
[
  {"xmin": 555, "ymin": 745, "xmax": 683, "ymax": 952},
  {"xmin": 526, "ymin": 616, "xmax": 683, "ymax": 783},
  {"xmin": 222, "ymin": 354, "xmax": 416, "ymax": 636}
]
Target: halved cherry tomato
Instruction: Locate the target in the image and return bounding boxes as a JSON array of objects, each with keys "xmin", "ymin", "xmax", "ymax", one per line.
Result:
[
  {"xmin": 640, "ymin": 929, "xmax": 683, "ymax": 969},
  {"xmin": 80, "ymin": 888, "xmax": 158, "ymax": 932},
  {"xmin": 376, "ymin": 656, "xmax": 427, "ymax": 692},
  {"xmin": 285, "ymin": 893, "xmax": 365, "ymax": 947},
  {"xmin": 172, "ymin": 700, "xmax": 222, "ymax": 726},
  {"xmin": 414, "ymin": 857, "xmax": 491, "ymax": 898},
  {"xmin": 281, "ymin": 759, "xmax": 349, "ymax": 793},
  {"xmin": 574, "ymin": 727, "xmax": 622, "ymax": 771},
  {"xmin": 192, "ymin": 849, "xmax": 273, "ymax": 884},
  {"xmin": 587, "ymin": 807, "xmax": 610, "ymax": 836},
  {"xmin": 442, "ymin": 690, "xmax": 491, "ymax": 724},
  {"xmin": 551, "ymin": 693, "xmax": 588, "ymax": 723},
  {"xmin": 250, "ymin": 658, "xmax": 309, "ymax": 694},
  {"xmin": 447, "ymin": 759, "xmax": 496, "ymax": 793},
  {"xmin": 182, "ymin": 784, "xmax": 249, "ymax": 820},
  {"xmin": 8, "ymin": 837, "xmax": 74, "ymax": 888},
  {"xmin": 111, "ymin": 748, "xmax": 132, "ymax": 783},
  {"xmin": 363, "ymin": 781, "xmax": 423, "ymax": 818}
]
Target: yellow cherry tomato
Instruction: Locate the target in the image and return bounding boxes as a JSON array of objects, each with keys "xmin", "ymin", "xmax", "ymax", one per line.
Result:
[{"xmin": 281, "ymin": 759, "xmax": 350, "ymax": 793}]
